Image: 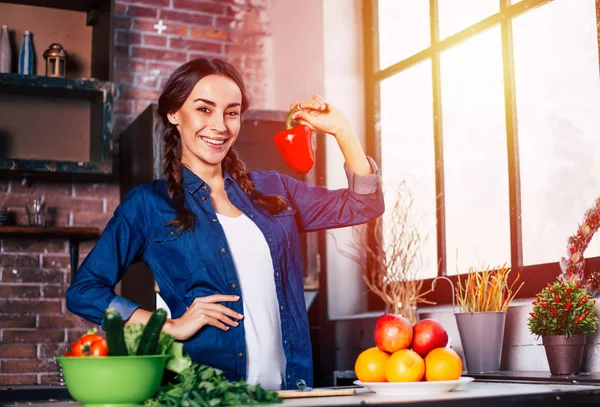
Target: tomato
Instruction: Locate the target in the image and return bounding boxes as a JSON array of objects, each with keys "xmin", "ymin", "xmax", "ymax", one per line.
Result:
[
  {"xmin": 79, "ymin": 333, "xmax": 105, "ymax": 347},
  {"xmin": 66, "ymin": 334, "xmax": 108, "ymax": 357},
  {"xmin": 69, "ymin": 340, "xmax": 86, "ymax": 357},
  {"xmin": 89, "ymin": 338, "xmax": 108, "ymax": 357}
]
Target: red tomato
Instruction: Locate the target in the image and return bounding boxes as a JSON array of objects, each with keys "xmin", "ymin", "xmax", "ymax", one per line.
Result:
[
  {"xmin": 89, "ymin": 338, "xmax": 108, "ymax": 357},
  {"xmin": 70, "ymin": 340, "xmax": 86, "ymax": 357},
  {"xmin": 78, "ymin": 333, "xmax": 105, "ymax": 347},
  {"xmin": 68, "ymin": 334, "xmax": 108, "ymax": 357}
]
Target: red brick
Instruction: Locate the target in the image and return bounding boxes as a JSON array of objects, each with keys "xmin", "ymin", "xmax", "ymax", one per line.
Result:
[
  {"xmin": 10, "ymin": 182, "xmax": 71, "ymax": 196},
  {"xmin": 72, "ymin": 183, "xmax": 119, "ymax": 198},
  {"xmin": 119, "ymin": 87, "xmax": 162, "ymax": 102},
  {"xmin": 115, "ymin": 16, "xmax": 132, "ymax": 30},
  {"xmin": 67, "ymin": 327, "xmax": 99, "ymax": 343},
  {"xmin": 127, "ymin": 5, "xmax": 158, "ymax": 18},
  {"xmin": 105, "ymin": 199, "xmax": 120, "ymax": 214},
  {"xmin": 135, "ymin": 100, "xmax": 153, "ymax": 115},
  {"xmin": 134, "ymin": 19, "xmax": 188, "ymax": 36},
  {"xmin": 135, "ymin": 74, "xmax": 159, "ymax": 89},
  {"xmin": 71, "ymin": 212, "xmax": 112, "ymax": 229},
  {"xmin": 0, "ymin": 315, "xmax": 36, "ymax": 328},
  {"xmin": 3, "ymin": 329, "xmax": 65, "ymax": 343},
  {"xmin": 115, "ymin": 45, "xmax": 130, "ymax": 58},
  {"xmin": 0, "ymin": 374, "xmax": 37, "ymax": 385},
  {"xmin": 147, "ymin": 62, "xmax": 178, "ymax": 76},
  {"xmin": 216, "ymin": 16, "xmax": 236, "ymax": 31},
  {"xmin": 114, "ymin": 99, "xmax": 134, "ymax": 115},
  {"xmin": 40, "ymin": 373, "xmax": 63, "ymax": 385},
  {"xmin": 41, "ymin": 285, "xmax": 66, "ymax": 298},
  {"xmin": 190, "ymin": 26, "xmax": 229, "ymax": 41},
  {"xmin": 115, "ymin": 115, "xmax": 134, "ymax": 132},
  {"xmin": 131, "ymin": 47, "xmax": 187, "ymax": 63},
  {"xmin": 0, "ymin": 254, "xmax": 40, "ymax": 268},
  {"xmin": 52, "ymin": 196, "xmax": 105, "ymax": 213},
  {"xmin": 143, "ymin": 34, "xmax": 167, "ymax": 47},
  {"xmin": 117, "ymin": 31, "xmax": 142, "ymax": 45},
  {"xmin": 42, "ymin": 255, "xmax": 70, "ymax": 269},
  {"xmin": 2, "ymin": 359, "xmax": 45, "ymax": 373},
  {"xmin": 2, "ymin": 268, "xmax": 64, "ymax": 284},
  {"xmin": 2, "ymin": 239, "xmax": 66, "ymax": 254},
  {"xmin": 115, "ymin": 72, "xmax": 135, "ymax": 85},
  {"xmin": 116, "ymin": 57, "xmax": 147, "ymax": 73},
  {"xmin": 115, "ymin": 2, "xmax": 127, "ymax": 16},
  {"xmin": 121, "ymin": 0, "xmax": 169, "ymax": 7},
  {"xmin": 159, "ymin": 9, "xmax": 213, "ymax": 25},
  {"xmin": 39, "ymin": 343, "xmax": 70, "ymax": 358},
  {"xmin": 0, "ymin": 299, "xmax": 62, "ymax": 314},
  {"xmin": 172, "ymin": 0, "xmax": 225, "ymax": 15},
  {"xmin": 170, "ymin": 38, "xmax": 222, "ymax": 54},
  {"xmin": 39, "ymin": 315, "xmax": 94, "ymax": 329},
  {"xmin": 0, "ymin": 285, "xmax": 41, "ymax": 298},
  {"xmin": 0, "ymin": 344, "xmax": 36, "ymax": 358}
]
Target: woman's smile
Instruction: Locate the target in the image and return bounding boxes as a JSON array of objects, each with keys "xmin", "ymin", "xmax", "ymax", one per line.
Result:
[{"xmin": 199, "ymin": 135, "xmax": 229, "ymax": 149}]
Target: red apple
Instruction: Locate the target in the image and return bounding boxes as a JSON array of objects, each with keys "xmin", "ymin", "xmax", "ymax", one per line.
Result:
[
  {"xmin": 412, "ymin": 318, "xmax": 449, "ymax": 357},
  {"xmin": 374, "ymin": 313, "xmax": 413, "ymax": 353}
]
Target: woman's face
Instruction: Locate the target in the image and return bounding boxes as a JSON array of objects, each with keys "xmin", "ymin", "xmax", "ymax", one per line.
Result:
[{"xmin": 168, "ymin": 74, "xmax": 243, "ymax": 169}]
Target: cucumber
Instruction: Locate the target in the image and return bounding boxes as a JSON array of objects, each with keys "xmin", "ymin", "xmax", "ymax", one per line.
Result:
[
  {"xmin": 136, "ymin": 308, "xmax": 168, "ymax": 355},
  {"xmin": 103, "ymin": 308, "xmax": 128, "ymax": 356}
]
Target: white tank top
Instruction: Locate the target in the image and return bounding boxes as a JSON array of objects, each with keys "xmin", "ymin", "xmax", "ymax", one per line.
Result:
[{"xmin": 216, "ymin": 213, "xmax": 286, "ymax": 390}]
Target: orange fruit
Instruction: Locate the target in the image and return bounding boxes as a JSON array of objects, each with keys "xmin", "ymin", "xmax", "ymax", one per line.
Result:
[
  {"xmin": 424, "ymin": 347, "xmax": 463, "ymax": 381},
  {"xmin": 385, "ymin": 349, "xmax": 425, "ymax": 382},
  {"xmin": 354, "ymin": 347, "xmax": 390, "ymax": 382}
]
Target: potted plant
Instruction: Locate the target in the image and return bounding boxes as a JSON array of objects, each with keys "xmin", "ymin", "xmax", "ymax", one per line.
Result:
[
  {"xmin": 527, "ymin": 278, "xmax": 598, "ymax": 375},
  {"xmin": 435, "ymin": 263, "xmax": 523, "ymax": 373},
  {"xmin": 456, "ymin": 263, "xmax": 523, "ymax": 373}
]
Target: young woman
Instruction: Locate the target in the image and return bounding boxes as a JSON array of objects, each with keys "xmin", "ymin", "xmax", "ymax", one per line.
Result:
[{"xmin": 66, "ymin": 58, "xmax": 384, "ymax": 390}]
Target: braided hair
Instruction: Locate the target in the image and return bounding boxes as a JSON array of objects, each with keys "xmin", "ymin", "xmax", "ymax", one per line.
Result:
[{"xmin": 158, "ymin": 58, "xmax": 287, "ymax": 232}]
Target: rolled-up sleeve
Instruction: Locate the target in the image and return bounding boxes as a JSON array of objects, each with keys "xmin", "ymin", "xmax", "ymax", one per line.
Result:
[
  {"xmin": 344, "ymin": 156, "xmax": 381, "ymax": 195},
  {"xmin": 65, "ymin": 187, "xmax": 147, "ymax": 326},
  {"xmin": 280, "ymin": 156, "xmax": 384, "ymax": 233}
]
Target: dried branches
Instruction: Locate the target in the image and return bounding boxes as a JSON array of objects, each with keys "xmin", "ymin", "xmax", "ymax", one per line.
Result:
[
  {"xmin": 340, "ymin": 183, "xmax": 434, "ymax": 323},
  {"xmin": 455, "ymin": 263, "xmax": 523, "ymax": 313}
]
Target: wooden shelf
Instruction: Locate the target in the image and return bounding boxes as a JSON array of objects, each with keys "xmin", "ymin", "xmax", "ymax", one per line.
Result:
[
  {"xmin": 0, "ymin": 225, "xmax": 100, "ymax": 240},
  {"xmin": 0, "ymin": 225, "xmax": 101, "ymax": 278},
  {"xmin": 1, "ymin": 0, "xmax": 105, "ymax": 14}
]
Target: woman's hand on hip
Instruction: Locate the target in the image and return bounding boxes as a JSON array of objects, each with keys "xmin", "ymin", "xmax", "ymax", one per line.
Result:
[
  {"xmin": 290, "ymin": 95, "xmax": 353, "ymax": 140},
  {"xmin": 165, "ymin": 294, "xmax": 242, "ymax": 341}
]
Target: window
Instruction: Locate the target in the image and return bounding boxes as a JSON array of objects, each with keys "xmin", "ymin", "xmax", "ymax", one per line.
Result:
[{"xmin": 366, "ymin": 0, "xmax": 600, "ymax": 301}]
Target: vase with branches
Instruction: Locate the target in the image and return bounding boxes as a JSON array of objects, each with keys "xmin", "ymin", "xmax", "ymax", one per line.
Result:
[{"xmin": 340, "ymin": 182, "xmax": 434, "ymax": 324}]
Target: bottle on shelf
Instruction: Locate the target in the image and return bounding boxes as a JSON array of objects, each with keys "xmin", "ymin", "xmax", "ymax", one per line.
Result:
[
  {"xmin": 0, "ymin": 25, "xmax": 12, "ymax": 73},
  {"xmin": 19, "ymin": 30, "xmax": 34, "ymax": 75}
]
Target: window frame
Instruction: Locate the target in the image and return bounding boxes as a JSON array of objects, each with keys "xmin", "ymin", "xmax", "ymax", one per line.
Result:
[{"xmin": 363, "ymin": 0, "xmax": 600, "ymax": 305}]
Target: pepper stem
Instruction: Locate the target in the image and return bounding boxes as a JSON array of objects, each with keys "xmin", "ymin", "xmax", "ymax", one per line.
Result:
[{"xmin": 285, "ymin": 107, "xmax": 301, "ymax": 130}]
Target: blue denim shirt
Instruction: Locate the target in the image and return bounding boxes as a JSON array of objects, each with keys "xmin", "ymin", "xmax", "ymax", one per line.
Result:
[{"xmin": 66, "ymin": 158, "xmax": 384, "ymax": 389}]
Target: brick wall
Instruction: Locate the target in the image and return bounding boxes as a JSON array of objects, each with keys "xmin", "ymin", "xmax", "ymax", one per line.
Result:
[
  {"xmin": 113, "ymin": 0, "xmax": 272, "ymax": 130},
  {"xmin": 0, "ymin": 0, "xmax": 273, "ymax": 386}
]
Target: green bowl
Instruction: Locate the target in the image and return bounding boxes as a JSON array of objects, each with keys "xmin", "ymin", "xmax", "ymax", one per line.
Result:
[{"xmin": 55, "ymin": 355, "xmax": 170, "ymax": 407}]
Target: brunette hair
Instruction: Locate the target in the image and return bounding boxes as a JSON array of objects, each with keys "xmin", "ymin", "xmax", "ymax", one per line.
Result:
[{"xmin": 158, "ymin": 58, "xmax": 287, "ymax": 232}]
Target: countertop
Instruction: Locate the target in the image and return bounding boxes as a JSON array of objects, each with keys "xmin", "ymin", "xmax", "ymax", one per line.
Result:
[{"xmin": 3, "ymin": 381, "xmax": 600, "ymax": 407}]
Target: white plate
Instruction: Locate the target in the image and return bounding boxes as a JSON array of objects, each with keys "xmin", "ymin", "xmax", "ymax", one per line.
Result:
[{"xmin": 354, "ymin": 376, "xmax": 474, "ymax": 396}]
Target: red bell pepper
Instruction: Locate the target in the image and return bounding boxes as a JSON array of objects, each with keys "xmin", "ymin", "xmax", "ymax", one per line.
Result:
[{"xmin": 273, "ymin": 107, "xmax": 315, "ymax": 174}]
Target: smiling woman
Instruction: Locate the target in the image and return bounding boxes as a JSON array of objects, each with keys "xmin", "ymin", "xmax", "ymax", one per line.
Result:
[{"xmin": 65, "ymin": 58, "xmax": 385, "ymax": 390}]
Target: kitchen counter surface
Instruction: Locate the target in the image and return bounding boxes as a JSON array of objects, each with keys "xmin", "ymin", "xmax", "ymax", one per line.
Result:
[{"xmin": 3, "ymin": 380, "xmax": 600, "ymax": 407}]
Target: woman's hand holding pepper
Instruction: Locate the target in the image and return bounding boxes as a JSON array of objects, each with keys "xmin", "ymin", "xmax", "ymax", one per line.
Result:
[
  {"xmin": 164, "ymin": 294, "xmax": 243, "ymax": 341},
  {"xmin": 290, "ymin": 95, "xmax": 372, "ymax": 176}
]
